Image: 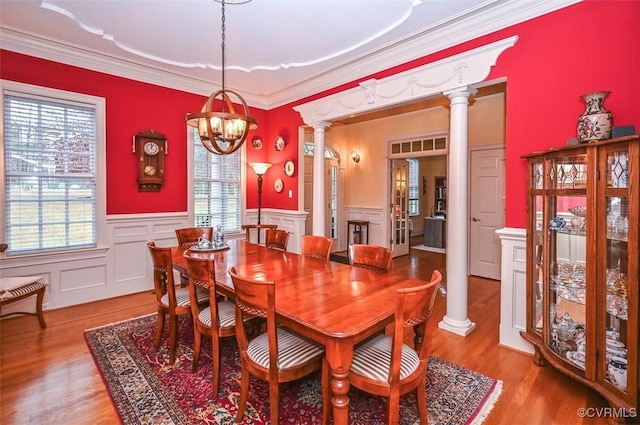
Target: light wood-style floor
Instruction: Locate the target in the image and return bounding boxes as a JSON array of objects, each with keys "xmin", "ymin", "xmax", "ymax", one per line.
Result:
[{"xmin": 1, "ymin": 241, "xmax": 611, "ymax": 425}]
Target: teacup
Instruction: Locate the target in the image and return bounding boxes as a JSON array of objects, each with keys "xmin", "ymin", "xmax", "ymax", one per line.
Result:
[
  {"xmin": 608, "ymin": 357, "xmax": 627, "ymax": 391},
  {"xmin": 197, "ymin": 236, "xmax": 212, "ymax": 248}
]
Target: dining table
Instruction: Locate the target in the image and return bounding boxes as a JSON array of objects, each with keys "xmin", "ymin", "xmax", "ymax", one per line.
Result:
[{"xmin": 172, "ymin": 239, "xmax": 430, "ymax": 425}]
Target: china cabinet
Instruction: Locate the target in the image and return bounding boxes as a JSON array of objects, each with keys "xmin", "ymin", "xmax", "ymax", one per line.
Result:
[{"xmin": 522, "ymin": 135, "xmax": 639, "ymax": 422}]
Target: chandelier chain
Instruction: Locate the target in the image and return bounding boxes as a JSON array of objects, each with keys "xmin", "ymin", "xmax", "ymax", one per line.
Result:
[{"xmin": 221, "ymin": 0, "xmax": 226, "ymax": 91}]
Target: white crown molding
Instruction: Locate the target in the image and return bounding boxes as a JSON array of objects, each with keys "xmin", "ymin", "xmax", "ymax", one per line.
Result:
[
  {"xmin": 293, "ymin": 36, "xmax": 517, "ymax": 125},
  {"xmin": 0, "ymin": 0, "xmax": 580, "ymax": 110}
]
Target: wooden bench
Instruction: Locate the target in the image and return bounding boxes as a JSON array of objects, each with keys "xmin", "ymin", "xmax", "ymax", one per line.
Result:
[{"xmin": 0, "ymin": 276, "xmax": 48, "ymax": 328}]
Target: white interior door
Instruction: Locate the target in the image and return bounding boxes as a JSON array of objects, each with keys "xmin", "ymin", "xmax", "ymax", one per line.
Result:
[
  {"xmin": 469, "ymin": 147, "xmax": 505, "ymax": 279},
  {"xmin": 390, "ymin": 159, "xmax": 409, "ymax": 257}
]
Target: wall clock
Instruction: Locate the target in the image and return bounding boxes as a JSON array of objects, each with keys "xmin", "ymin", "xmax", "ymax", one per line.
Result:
[
  {"xmin": 284, "ymin": 160, "xmax": 295, "ymax": 177},
  {"xmin": 274, "ymin": 178, "xmax": 284, "ymax": 193},
  {"xmin": 133, "ymin": 129, "xmax": 166, "ymax": 192}
]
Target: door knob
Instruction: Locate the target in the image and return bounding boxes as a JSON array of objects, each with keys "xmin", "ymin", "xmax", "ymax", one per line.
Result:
[{"xmin": 472, "ymin": 217, "xmax": 480, "ymax": 222}]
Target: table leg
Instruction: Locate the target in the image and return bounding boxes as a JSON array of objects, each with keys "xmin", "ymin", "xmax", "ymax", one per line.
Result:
[{"xmin": 325, "ymin": 342, "xmax": 353, "ymax": 425}]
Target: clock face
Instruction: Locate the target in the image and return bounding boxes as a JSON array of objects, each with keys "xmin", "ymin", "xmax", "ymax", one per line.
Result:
[
  {"xmin": 144, "ymin": 165, "xmax": 156, "ymax": 176},
  {"xmin": 274, "ymin": 178, "xmax": 284, "ymax": 193},
  {"xmin": 144, "ymin": 141, "xmax": 160, "ymax": 156}
]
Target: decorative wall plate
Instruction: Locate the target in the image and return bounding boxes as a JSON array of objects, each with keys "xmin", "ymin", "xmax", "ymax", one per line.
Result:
[
  {"xmin": 284, "ymin": 160, "xmax": 295, "ymax": 177},
  {"xmin": 275, "ymin": 136, "xmax": 285, "ymax": 151},
  {"xmin": 274, "ymin": 178, "xmax": 284, "ymax": 193},
  {"xmin": 252, "ymin": 138, "xmax": 263, "ymax": 150}
]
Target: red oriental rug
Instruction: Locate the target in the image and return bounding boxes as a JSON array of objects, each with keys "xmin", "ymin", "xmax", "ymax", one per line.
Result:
[{"xmin": 85, "ymin": 314, "xmax": 502, "ymax": 424}]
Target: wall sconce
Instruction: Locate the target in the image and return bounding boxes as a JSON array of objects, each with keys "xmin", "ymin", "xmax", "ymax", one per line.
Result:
[{"xmin": 351, "ymin": 151, "xmax": 360, "ymax": 163}]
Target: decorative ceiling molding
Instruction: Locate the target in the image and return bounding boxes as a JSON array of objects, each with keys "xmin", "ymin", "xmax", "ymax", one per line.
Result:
[
  {"xmin": 293, "ymin": 36, "xmax": 517, "ymax": 125},
  {"xmin": 0, "ymin": 0, "xmax": 580, "ymax": 110}
]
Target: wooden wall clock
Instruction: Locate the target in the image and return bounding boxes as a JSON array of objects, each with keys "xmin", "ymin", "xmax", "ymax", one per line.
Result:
[{"xmin": 133, "ymin": 129, "xmax": 166, "ymax": 192}]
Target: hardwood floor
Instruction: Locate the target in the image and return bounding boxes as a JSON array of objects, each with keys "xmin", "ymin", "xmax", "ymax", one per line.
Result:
[{"xmin": 1, "ymin": 243, "xmax": 612, "ymax": 424}]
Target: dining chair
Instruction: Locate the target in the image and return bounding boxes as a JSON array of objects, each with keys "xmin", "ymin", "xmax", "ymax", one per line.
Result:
[
  {"xmin": 184, "ymin": 254, "xmax": 253, "ymax": 396},
  {"xmin": 174, "ymin": 227, "xmax": 214, "ymax": 284},
  {"xmin": 348, "ymin": 270, "xmax": 442, "ymax": 425},
  {"xmin": 348, "ymin": 244, "xmax": 393, "ymax": 273},
  {"xmin": 264, "ymin": 229, "xmax": 290, "ymax": 251},
  {"xmin": 241, "ymin": 224, "xmax": 278, "ymax": 244},
  {"xmin": 301, "ymin": 235, "xmax": 333, "ymax": 260},
  {"xmin": 147, "ymin": 241, "xmax": 208, "ymax": 364},
  {"xmin": 175, "ymin": 227, "xmax": 213, "ymax": 247},
  {"xmin": 229, "ymin": 267, "xmax": 330, "ymax": 425}
]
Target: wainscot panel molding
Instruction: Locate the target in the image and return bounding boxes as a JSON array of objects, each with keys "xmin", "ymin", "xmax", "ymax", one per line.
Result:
[
  {"xmin": 245, "ymin": 209, "xmax": 308, "ymax": 254},
  {"xmin": 496, "ymin": 227, "xmax": 533, "ymax": 354},
  {"xmin": 0, "ymin": 212, "xmax": 192, "ymax": 316},
  {"xmin": 344, "ymin": 206, "xmax": 386, "ymax": 252}
]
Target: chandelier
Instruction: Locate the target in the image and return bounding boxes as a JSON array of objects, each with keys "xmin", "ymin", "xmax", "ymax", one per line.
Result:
[{"xmin": 186, "ymin": 0, "xmax": 257, "ymax": 155}]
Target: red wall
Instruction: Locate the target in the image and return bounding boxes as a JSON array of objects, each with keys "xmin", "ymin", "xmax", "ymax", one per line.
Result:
[
  {"xmin": 0, "ymin": 50, "xmax": 267, "ymax": 215},
  {"xmin": 275, "ymin": 0, "xmax": 640, "ymax": 228},
  {"xmin": 2, "ymin": 0, "xmax": 638, "ymax": 226}
]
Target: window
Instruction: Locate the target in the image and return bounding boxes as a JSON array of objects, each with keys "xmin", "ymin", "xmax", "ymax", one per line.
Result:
[
  {"xmin": 408, "ymin": 158, "xmax": 419, "ymax": 216},
  {"xmin": 191, "ymin": 128, "xmax": 242, "ymax": 232},
  {"xmin": 2, "ymin": 81, "xmax": 105, "ymax": 254}
]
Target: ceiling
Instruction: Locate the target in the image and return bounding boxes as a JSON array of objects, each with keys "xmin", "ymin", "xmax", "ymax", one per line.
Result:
[{"xmin": 0, "ymin": 0, "xmax": 579, "ymax": 109}]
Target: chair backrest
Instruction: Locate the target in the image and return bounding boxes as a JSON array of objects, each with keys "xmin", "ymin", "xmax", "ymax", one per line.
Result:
[
  {"xmin": 264, "ymin": 229, "xmax": 290, "ymax": 251},
  {"xmin": 147, "ymin": 241, "xmax": 178, "ymax": 306},
  {"xmin": 229, "ymin": 267, "xmax": 279, "ymax": 378},
  {"xmin": 348, "ymin": 244, "xmax": 393, "ymax": 273},
  {"xmin": 175, "ymin": 227, "xmax": 213, "ymax": 246},
  {"xmin": 183, "ymin": 254, "xmax": 218, "ymax": 328},
  {"xmin": 301, "ymin": 235, "xmax": 333, "ymax": 260},
  {"xmin": 391, "ymin": 270, "xmax": 442, "ymax": 379},
  {"xmin": 241, "ymin": 224, "xmax": 278, "ymax": 244}
]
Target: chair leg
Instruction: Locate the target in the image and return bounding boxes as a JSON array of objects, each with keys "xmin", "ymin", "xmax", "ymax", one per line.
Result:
[
  {"xmin": 269, "ymin": 381, "xmax": 280, "ymax": 425},
  {"xmin": 211, "ymin": 336, "xmax": 220, "ymax": 397},
  {"xmin": 168, "ymin": 313, "xmax": 178, "ymax": 364},
  {"xmin": 155, "ymin": 311, "xmax": 166, "ymax": 349},
  {"xmin": 35, "ymin": 286, "xmax": 47, "ymax": 329},
  {"xmin": 387, "ymin": 393, "xmax": 401, "ymax": 425},
  {"xmin": 192, "ymin": 327, "xmax": 202, "ymax": 373},
  {"xmin": 236, "ymin": 362, "xmax": 250, "ymax": 423},
  {"xmin": 416, "ymin": 376, "xmax": 428, "ymax": 425}
]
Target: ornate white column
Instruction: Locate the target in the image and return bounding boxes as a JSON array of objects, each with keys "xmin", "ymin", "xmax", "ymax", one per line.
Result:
[
  {"xmin": 312, "ymin": 121, "xmax": 331, "ymax": 236},
  {"xmin": 438, "ymin": 86, "xmax": 477, "ymax": 337}
]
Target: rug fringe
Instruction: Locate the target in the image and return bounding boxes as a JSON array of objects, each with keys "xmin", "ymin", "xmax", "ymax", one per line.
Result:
[
  {"xmin": 84, "ymin": 312, "xmax": 155, "ymax": 332},
  {"xmin": 469, "ymin": 379, "xmax": 503, "ymax": 425}
]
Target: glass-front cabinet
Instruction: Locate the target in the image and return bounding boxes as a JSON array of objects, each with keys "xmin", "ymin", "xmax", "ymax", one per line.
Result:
[{"xmin": 522, "ymin": 135, "xmax": 638, "ymax": 420}]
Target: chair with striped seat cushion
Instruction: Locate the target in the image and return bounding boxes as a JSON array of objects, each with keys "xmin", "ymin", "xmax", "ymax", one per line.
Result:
[
  {"xmin": 184, "ymin": 254, "xmax": 255, "ymax": 396},
  {"xmin": 147, "ymin": 241, "xmax": 208, "ymax": 364},
  {"xmin": 348, "ymin": 270, "xmax": 442, "ymax": 425},
  {"xmin": 348, "ymin": 244, "xmax": 393, "ymax": 273},
  {"xmin": 0, "ymin": 276, "xmax": 48, "ymax": 329},
  {"xmin": 229, "ymin": 267, "xmax": 330, "ymax": 425},
  {"xmin": 264, "ymin": 229, "xmax": 290, "ymax": 251}
]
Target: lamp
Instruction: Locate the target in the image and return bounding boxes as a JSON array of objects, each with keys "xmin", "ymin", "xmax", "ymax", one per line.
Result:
[
  {"xmin": 186, "ymin": 0, "xmax": 257, "ymax": 155},
  {"xmin": 351, "ymin": 151, "xmax": 361, "ymax": 163},
  {"xmin": 249, "ymin": 162, "xmax": 272, "ymax": 243}
]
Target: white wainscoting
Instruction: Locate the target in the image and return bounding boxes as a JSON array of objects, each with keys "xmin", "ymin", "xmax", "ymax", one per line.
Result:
[
  {"xmin": 0, "ymin": 213, "xmax": 192, "ymax": 315},
  {"xmin": 245, "ymin": 208, "xmax": 309, "ymax": 254},
  {"xmin": 344, "ymin": 206, "xmax": 386, "ymax": 252},
  {"xmin": 496, "ymin": 227, "xmax": 533, "ymax": 354}
]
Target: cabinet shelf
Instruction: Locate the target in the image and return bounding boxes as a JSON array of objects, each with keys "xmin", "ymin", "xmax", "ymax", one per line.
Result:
[{"xmin": 522, "ymin": 135, "xmax": 639, "ymax": 418}]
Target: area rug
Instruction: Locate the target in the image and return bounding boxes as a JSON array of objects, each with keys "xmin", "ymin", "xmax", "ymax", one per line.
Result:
[{"xmin": 85, "ymin": 314, "xmax": 502, "ymax": 425}]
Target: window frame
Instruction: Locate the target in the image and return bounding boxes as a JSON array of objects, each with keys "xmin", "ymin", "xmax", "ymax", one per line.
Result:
[
  {"xmin": 0, "ymin": 80, "xmax": 106, "ymax": 260},
  {"xmin": 187, "ymin": 128, "xmax": 246, "ymax": 235}
]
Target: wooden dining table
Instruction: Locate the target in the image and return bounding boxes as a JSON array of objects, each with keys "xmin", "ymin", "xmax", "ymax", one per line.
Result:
[{"xmin": 172, "ymin": 239, "xmax": 429, "ymax": 425}]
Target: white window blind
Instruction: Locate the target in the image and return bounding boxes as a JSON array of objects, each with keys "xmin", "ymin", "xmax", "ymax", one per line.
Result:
[
  {"xmin": 3, "ymin": 91, "xmax": 97, "ymax": 253},
  {"xmin": 192, "ymin": 129, "xmax": 241, "ymax": 232}
]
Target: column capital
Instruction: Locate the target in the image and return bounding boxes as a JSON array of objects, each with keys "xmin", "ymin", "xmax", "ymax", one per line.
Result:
[
  {"xmin": 311, "ymin": 121, "xmax": 332, "ymax": 130},
  {"xmin": 443, "ymin": 85, "xmax": 477, "ymax": 100}
]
